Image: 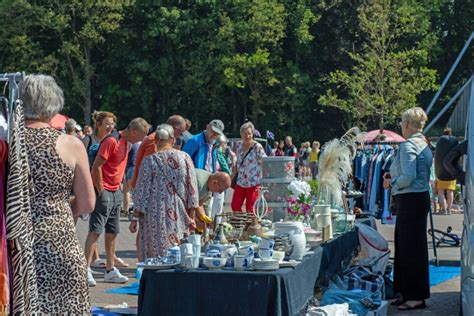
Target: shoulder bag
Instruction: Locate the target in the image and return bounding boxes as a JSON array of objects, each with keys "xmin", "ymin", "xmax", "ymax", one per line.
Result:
[{"xmin": 231, "ymin": 143, "xmax": 256, "ymax": 189}]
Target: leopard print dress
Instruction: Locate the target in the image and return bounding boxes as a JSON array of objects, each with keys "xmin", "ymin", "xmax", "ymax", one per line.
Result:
[{"xmin": 25, "ymin": 127, "xmax": 90, "ymax": 314}]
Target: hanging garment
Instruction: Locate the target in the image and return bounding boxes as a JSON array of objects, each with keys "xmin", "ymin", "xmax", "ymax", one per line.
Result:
[
  {"xmin": 0, "ymin": 139, "xmax": 8, "ymax": 310},
  {"xmin": 5, "ymin": 104, "xmax": 39, "ymax": 314}
]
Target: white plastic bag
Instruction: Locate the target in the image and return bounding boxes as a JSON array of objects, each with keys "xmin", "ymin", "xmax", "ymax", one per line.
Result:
[{"xmin": 306, "ymin": 303, "xmax": 352, "ymax": 316}]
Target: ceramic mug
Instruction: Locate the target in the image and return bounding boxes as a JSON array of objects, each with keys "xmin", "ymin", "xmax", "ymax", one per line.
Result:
[
  {"xmin": 238, "ymin": 245, "xmax": 255, "ymax": 257},
  {"xmin": 167, "ymin": 246, "xmax": 181, "ymax": 263},
  {"xmin": 188, "ymin": 234, "xmax": 201, "ymax": 245},
  {"xmin": 192, "ymin": 244, "xmax": 201, "ymax": 257},
  {"xmin": 259, "ymin": 249, "xmax": 274, "ymax": 261},
  {"xmin": 192, "ymin": 256, "xmax": 200, "ymax": 268},
  {"xmin": 184, "ymin": 255, "xmax": 194, "ymax": 269},
  {"xmin": 259, "ymin": 238, "xmax": 275, "ymax": 250},
  {"xmin": 223, "ymin": 245, "xmax": 237, "ymax": 267},
  {"xmin": 185, "ymin": 255, "xmax": 199, "ymax": 269},
  {"xmin": 180, "ymin": 243, "xmax": 193, "ymax": 257},
  {"xmin": 234, "ymin": 255, "xmax": 248, "ymax": 270}
]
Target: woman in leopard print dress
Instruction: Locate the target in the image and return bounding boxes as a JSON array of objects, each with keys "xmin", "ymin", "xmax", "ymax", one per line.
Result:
[{"xmin": 10, "ymin": 75, "xmax": 95, "ymax": 314}]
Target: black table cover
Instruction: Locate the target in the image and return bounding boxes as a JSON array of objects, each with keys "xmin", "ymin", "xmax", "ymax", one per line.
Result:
[{"xmin": 138, "ymin": 247, "xmax": 322, "ymax": 316}]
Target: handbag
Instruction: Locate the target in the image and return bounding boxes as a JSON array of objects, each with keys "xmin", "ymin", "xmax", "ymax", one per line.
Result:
[{"xmin": 231, "ymin": 143, "xmax": 256, "ymax": 189}]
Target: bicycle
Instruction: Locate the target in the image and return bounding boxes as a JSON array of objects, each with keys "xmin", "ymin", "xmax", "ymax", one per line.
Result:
[{"xmin": 427, "ymin": 226, "xmax": 461, "ymax": 247}]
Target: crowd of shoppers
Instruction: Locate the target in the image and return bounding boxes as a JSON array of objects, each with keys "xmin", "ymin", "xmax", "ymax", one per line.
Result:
[{"xmin": 15, "ymin": 74, "xmax": 443, "ymax": 314}]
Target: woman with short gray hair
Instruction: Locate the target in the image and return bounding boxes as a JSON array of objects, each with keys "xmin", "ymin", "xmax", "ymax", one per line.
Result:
[
  {"xmin": 133, "ymin": 123, "xmax": 199, "ymax": 259},
  {"xmin": 231, "ymin": 121, "xmax": 267, "ymax": 213},
  {"xmin": 14, "ymin": 74, "xmax": 95, "ymax": 313},
  {"xmin": 383, "ymin": 107, "xmax": 432, "ymax": 311},
  {"xmin": 20, "ymin": 74, "xmax": 65, "ymax": 120}
]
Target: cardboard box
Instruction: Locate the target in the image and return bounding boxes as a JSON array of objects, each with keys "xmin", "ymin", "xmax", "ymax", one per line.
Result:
[{"xmin": 366, "ymin": 300, "xmax": 388, "ymax": 316}]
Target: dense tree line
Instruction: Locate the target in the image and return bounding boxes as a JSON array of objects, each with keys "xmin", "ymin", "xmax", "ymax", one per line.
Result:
[{"xmin": 0, "ymin": 0, "xmax": 472, "ymax": 142}]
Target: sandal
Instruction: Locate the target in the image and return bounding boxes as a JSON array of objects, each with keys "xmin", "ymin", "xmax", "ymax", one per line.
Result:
[
  {"xmin": 114, "ymin": 257, "xmax": 129, "ymax": 268},
  {"xmin": 90, "ymin": 259, "xmax": 106, "ymax": 268},
  {"xmin": 390, "ymin": 297, "xmax": 406, "ymax": 306},
  {"xmin": 398, "ymin": 301, "xmax": 426, "ymax": 310}
]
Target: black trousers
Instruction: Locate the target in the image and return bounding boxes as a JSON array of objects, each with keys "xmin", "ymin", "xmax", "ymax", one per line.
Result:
[{"xmin": 393, "ymin": 191, "xmax": 430, "ymax": 300}]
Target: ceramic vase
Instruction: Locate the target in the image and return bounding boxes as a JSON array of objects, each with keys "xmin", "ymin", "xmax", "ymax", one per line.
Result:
[{"xmin": 274, "ymin": 221, "xmax": 306, "ymax": 260}]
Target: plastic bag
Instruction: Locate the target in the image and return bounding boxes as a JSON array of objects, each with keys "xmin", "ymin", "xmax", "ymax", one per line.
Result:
[
  {"xmin": 321, "ymin": 288, "xmax": 382, "ymax": 316},
  {"xmin": 355, "ymin": 223, "xmax": 390, "ymax": 274},
  {"xmin": 307, "ymin": 303, "xmax": 351, "ymax": 316}
]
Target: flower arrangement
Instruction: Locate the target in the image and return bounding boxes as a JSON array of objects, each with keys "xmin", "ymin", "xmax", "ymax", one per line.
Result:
[{"xmin": 286, "ymin": 180, "xmax": 313, "ymax": 221}]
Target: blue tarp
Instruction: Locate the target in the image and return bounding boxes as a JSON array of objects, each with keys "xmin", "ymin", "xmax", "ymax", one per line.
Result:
[
  {"xmin": 105, "ymin": 282, "xmax": 140, "ymax": 295},
  {"xmin": 429, "ymin": 265, "xmax": 460, "ymax": 287}
]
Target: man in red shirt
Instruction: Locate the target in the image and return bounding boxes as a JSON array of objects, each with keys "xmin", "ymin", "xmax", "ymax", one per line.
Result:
[{"xmin": 85, "ymin": 117, "xmax": 150, "ymax": 286}]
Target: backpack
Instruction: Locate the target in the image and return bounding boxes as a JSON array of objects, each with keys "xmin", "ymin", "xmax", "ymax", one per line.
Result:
[{"xmin": 87, "ymin": 131, "xmax": 120, "ymax": 168}]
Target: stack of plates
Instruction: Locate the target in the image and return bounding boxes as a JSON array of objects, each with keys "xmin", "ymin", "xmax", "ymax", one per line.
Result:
[
  {"xmin": 274, "ymin": 233, "xmax": 291, "ymax": 251},
  {"xmin": 252, "ymin": 258, "xmax": 279, "ymax": 271}
]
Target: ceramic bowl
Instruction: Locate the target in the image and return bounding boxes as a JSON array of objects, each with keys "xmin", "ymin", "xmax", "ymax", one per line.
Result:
[
  {"xmin": 203, "ymin": 257, "xmax": 226, "ymax": 269},
  {"xmin": 305, "ymin": 231, "xmax": 322, "ymax": 242},
  {"xmin": 272, "ymin": 250, "xmax": 285, "ymax": 262}
]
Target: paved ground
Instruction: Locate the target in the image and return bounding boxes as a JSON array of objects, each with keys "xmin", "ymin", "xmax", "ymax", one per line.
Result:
[
  {"xmin": 379, "ymin": 212, "xmax": 462, "ymax": 315},
  {"xmin": 76, "ymin": 211, "xmax": 464, "ymax": 314}
]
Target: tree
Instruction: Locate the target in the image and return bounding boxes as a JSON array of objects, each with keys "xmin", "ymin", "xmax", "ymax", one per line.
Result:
[
  {"xmin": 218, "ymin": 0, "xmax": 286, "ymax": 124},
  {"xmin": 319, "ymin": 0, "xmax": 438, "ymax": 131},
  {"xmin": 46, "ymin": 1, "xmax": 129, "ymax": 124}
]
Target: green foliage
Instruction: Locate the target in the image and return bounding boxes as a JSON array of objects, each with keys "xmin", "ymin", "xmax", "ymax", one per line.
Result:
[
  {"xmin": 307, "ymin": 179, "xmax": 319, "ymax": 196},
  {"xmin": 0, "ymin": 0, "xmax": 468, "ymax": 141},
  {"xmin": 319, "ymin": 0, "xmax": 438, "ymax": 130}
]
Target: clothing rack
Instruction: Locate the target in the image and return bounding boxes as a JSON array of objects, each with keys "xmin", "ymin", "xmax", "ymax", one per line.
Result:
[
  {"xmin": 356, "ymin": 138, "xmax": 438, "ymax": 265},
  {"xmin": 1, "ymin": 72, "xmax": 24, "ymax": 112},
  {"xmin": 1, "ymin": 72, "xmax": 25, "ymax": 142}
]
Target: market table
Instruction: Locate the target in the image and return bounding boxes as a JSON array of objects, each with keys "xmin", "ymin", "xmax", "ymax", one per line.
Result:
[{"xmin": 138, "ymin": 246, "xmax": 323, "ymax": 316}]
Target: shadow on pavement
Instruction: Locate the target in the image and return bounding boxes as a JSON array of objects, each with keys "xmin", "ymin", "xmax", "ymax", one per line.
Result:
[{"xmin": 388, "ymin": 291, "xmax": 460, "ymax": 315}]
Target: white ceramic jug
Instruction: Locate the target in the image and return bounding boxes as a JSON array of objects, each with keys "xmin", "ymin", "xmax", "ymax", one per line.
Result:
[{"xmin": 274, "ymin": 221, "xmax": 306, "ymax": 260}]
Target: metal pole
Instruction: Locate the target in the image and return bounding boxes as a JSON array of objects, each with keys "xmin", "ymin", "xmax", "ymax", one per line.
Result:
[
  {"xmin": 426, "ymin": 32, "xmax": 474, "ymax": 115},
  {"xmin": 424, "ymin": 76, "xmax": 473, "ymax": 134},
  {"xmin": 429, "ymin": 203, "xmax": 439, "ymax": 266}
]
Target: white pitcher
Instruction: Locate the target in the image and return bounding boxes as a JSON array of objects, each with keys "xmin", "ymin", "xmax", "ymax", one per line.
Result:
[
  {"xmin": 274, "ymin": 221, "xmax": 306, "ymax": 260},
  {"xmin": 312, "ymin": 204, "xmax": 331, "ymax": 231}
]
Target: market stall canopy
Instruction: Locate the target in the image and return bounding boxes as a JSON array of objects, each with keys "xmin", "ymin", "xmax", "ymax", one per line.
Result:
[
  {"xmin": 49, "ymin": 113, "xmax": 69, "ymax": 130},
  {"xmin": 364, "ymin": 130, "xmax": 405, "ymax": 142}
]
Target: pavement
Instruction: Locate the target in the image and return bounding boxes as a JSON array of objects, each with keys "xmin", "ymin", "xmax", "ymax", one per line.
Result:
[
  {"xmin": 379, "ymin": 212, "xmax": 462, "ymax": 315},
  {"xmin": 75, "ymin": 211, "xmax": 464, "ymax": 315}
]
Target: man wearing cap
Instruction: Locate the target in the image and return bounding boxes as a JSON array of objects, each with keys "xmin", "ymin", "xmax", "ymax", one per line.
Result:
[
  {"xmin": 183, "ymin": 119, "xmax": 225, "ymax": 171},
  {"xmin": 183, "ymin": 119, "xmax": 229, "ymax": 227}
]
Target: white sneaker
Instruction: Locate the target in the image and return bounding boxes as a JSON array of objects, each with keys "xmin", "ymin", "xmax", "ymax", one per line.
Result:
[
  {"xmin": 87, "ymin": 268, "xmax": 96, "ymax": 287},
  {"xmin": 104, "ymin": 267, "xmax": 129, "ymax": 284}
]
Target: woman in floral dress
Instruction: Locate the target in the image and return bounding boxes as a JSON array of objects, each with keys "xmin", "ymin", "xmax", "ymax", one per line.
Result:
[
  {"xmin": 231, "ymin": 122, "xmax": 267, "ymax": 213},
  {"xmin": 134, "ymin": 124, "xmax": 199, "ymax": 260}
]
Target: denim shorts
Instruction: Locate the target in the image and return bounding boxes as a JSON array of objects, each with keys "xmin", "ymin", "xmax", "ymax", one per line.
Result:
[{"xmin": 89, "ymin": 189, "xmax": 123, "ymax": 234}]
